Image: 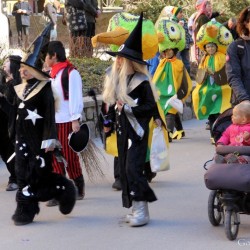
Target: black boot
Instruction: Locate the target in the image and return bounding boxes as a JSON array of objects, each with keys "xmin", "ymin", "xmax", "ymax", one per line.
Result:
[
  {"xmin": 55, "ymin": 176, "xmax": 76, "ymax": 215},
  {"xmin": 12, "ymin": 191, "xmax": 40, "ymax": 226},
  {"xmin": 73, "ymin": 175, "xmax": 85, "ymax": 200}
]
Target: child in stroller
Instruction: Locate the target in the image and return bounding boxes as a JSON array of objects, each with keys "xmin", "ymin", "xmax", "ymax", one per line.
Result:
[
  {"xmin": 204, "ymin": 102, "xmax": 250, "ymax": 241},
  {"xmin": 214, "ymin": 102, "xmax": 250, "ymax": 164}
]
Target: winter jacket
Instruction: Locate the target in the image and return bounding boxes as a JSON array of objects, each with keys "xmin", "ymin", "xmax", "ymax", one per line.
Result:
[{"xmin": 226, "ymin": 38, "xmax": 250, "ymax": 105}]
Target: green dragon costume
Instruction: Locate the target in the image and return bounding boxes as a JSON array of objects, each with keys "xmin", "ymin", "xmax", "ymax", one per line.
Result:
[
  {"xmin": 153, "ymin": 17, "xmax": 192, "ymax": 115},
  {"xmin": 91, "ymin": 12, "xmax": 158, "ymax": 60},
  {"xmin": 192, "ymin": 20, "xmax": 233, "ymax": 120}
]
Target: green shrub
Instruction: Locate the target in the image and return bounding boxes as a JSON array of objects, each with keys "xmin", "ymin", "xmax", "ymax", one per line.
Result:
[
  {"xmin": 0, "ymin": 57, "xmax": 112, "ymax": 96},
  {"xmin": 70, "ymin": 57, "xmax": 112, "ymax": 96}
]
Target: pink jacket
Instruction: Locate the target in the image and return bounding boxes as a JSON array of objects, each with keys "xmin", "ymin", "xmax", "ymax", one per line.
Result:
[{"xmin": 217, "ymin": 124, "xmax": 250, "ymax": 146}]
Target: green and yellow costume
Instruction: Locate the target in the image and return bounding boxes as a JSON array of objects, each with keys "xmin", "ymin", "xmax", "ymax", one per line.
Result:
[
  {"xmin": 153, "ymin": 18, "xmax": 192, "ymax": 115},
  {"xmin": 192, "ymin": 20, "xmax": 233, "ymax": 120}
]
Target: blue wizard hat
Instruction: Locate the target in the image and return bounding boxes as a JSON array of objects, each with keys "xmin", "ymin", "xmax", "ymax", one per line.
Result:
[{"xmin": 20, "ymin": 23, "xmax": 52, "ymax": 80}]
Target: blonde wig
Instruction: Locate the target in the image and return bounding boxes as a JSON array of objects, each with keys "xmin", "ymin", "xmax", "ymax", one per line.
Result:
[{"xmin": 102, "ymin": 57, "xmax": 158, "ymax": 106}]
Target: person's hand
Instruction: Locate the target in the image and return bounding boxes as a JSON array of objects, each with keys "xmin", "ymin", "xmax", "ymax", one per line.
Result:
[
  {"xmin": 116, "ymin": 100, "xmax": 124, "ymax": 112},
  {"xmin": 179, "ymin": 20, "xmax": 184, "ymax": 26},
  {"xmin": 22, "ymin": 9, "xmax": 27, "ymax": 13},
  {"xmin": 17, "ymin": 9, "xmax": 22, "ymax": 13},
  {"xmin": 103, "ymin": 126, "xmax": 111, "ymax": 133},
  {"xmin": 243, "ymin": 131, "xmax": 250, "ymax": 141},
  {"xmin": 154, "ymin": 118, "xmax": 162, "ymax": 127},
  {"xmin": 45, "ymin": 147, "xmax": 54, "ymax": 152},
  {"xmin": 219, "ymin": 10, "xmax": 225, "ymax": 16},
  {"xmin": 96, "ymin": 9, "xmax": 101, "ymax": 18},
  {"xmin": 72, "ymin": 120, "xmax": 80, "ymax": 133}
]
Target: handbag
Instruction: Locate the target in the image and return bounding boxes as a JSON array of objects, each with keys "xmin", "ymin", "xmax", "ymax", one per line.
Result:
[
  {"xmin": 150, "ymin": 127, "xmax": 170, "ymax": 172},
  {"xmin": 105, "ymin": 132, "xmax": 118, "ymax": 157},
  {"xmin": 195, "ymin": 68, "xmax": 208, "ymax": 85},
  {"xmin": 213, "ymin": 65, "xmax": 228, "ymax": 86},
  {"xmin": 165, "ymin": 94, "xmax": 183, "ymax": 114}
]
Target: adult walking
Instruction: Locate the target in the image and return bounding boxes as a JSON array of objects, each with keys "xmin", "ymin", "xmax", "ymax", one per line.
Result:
[
  {"xmin": 45, "ymin": 41, "xmax": 85, "ymax": 206},
  {"xmin": 43, "ymin": 0, "xmax": 60, "ymax": 41},
  {"xmin": 226, "ymin": 6, "xmax": 250, "ymax": 105},
  {"xmin": 223, "ymin": 17, "xmax": 239, "ymax": 40},
  {"xmin": 12, "ymin": 0, "xmax": 32, "ymax": 49},
  {"xmin": 83, "ymin": 0, "xmax": 101, "ymax": 57},
  {"xmin": 102, "ymin": 13, "xmax": 158, "ymax": 227},
  {"xmin": 64, "ymin": 0, "xmax": 87, "ymax": 57}
]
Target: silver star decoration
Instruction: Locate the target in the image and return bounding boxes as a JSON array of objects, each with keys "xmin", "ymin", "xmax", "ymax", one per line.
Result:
[
  {"xmin": 25, "ymin": 109, "xmax": 43, "ymax": 125},
  {"xmin": 19, "ymin": 146, "xmax": 23, "ymax": 150},
  {"xmin": 24, "ymin": 153, "xmax": 28, "ymax": 157},
  {"xmin": 130, "ymin": 191, "xmax": 135, "ymax": 196},
  {"xmin": 22, "ymin": 143, "xmax": 26, "ymax": 147}
]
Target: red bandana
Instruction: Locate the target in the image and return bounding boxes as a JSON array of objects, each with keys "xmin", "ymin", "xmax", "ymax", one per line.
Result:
[{"xmin": 50, "ymin": 60, "xmax": 73, "ymax": 78}]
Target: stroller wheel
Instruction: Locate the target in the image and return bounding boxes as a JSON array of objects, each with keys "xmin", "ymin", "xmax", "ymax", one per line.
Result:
[
  {"xmin": 224, "ymin": 210, "xmax": 239, "ymax": 241},
  {"xmin": 208, "ymin": 190, "xmax": 222, "ymax": 226}
]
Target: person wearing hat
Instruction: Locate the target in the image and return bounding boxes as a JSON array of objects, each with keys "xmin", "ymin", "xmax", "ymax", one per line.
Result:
[
  {"xmin": 0, "ymin": 55, "xmax": 22, "ymax": 191},
  {"xmin": 0, "ymin": 26, "xmax": 76, "ymax": 226},
  {"xmin": 192, "ymin": 20, "xmax": 233, "ymax": 144},
  {"xmin": 172, "ymin": 7, "xmax": 193, "ymax": 74},
  {"xmin": 153, "ymin": 18, "xmax": 192, "ymax": 141},
  {"xmin": 102, "ymin": 13, "xmax": 158, "ymax": 227},
  {"xmin": 44, "ymin": 40, "xmax": 85, "ymax": 205}
]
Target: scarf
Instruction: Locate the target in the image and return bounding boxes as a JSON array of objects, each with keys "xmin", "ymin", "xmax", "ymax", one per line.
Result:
[{"xmin": 50, "ymin": 60, "xmax": 73, "ymax": 78}]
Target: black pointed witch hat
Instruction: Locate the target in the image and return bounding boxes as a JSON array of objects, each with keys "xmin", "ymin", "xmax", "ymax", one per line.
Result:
[
  {"xmin": 20, "ymin": 23, "xmax": 53, "ymax": 80},
  {"xmin": 106, "ymin": 12, "xmax": 148, "ymax": 65}
]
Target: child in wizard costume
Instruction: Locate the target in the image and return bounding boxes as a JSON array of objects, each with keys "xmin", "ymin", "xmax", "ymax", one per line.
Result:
[
  {"xmin": 192, "ymin": 19, "xmax": 233, "ymax": 143},
  {"xmin": 153, "ymin": 17, "xmax": 192, "ymax": 140}
]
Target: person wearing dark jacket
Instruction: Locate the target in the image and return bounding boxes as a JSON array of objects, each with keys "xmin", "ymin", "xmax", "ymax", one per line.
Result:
[
  {"xmin": 226, "ymin": 6, "xmax": 250, "ymax": 105},
  {"xmin": 65, "ymin": 0, "xmax": 87, "ymax": 56},
  {"xmin": 82, "ymin": 0, "xmax": 101, "ymax": 57},
  {"xmin": 12, "ymin": 0, "xmax": 32, "ymax": 49},
  {"xmin": 0, "ymin": 55, "xmax": 22, "ymax": 191},
  {"xmin": 223, "ymin": 17, "xmax": 239, "ymax": 40}
]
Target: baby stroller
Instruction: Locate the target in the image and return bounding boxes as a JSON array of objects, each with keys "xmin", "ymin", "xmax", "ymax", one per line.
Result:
[{"xmin": 204, "ymin": 108, "xmax": 250, "ymax": 240}]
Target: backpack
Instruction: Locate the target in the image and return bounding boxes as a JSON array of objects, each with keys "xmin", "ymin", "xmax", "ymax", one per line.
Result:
[{"xmin": 61, "ymin": 66, "xmax": 75, "ymax": 100}]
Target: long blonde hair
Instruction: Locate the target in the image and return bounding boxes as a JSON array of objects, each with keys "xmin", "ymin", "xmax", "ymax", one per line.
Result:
[{"xmin": 102, "ymin": 57, "xmax": 158, "ymax": 106}]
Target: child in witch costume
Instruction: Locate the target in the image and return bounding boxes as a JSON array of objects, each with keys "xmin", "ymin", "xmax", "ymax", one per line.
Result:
[
  {"xmin": 192, "ymin": 20, "xmax": 233, "ymax": 143},
  {"xmin": 153, "ymin": 18, "xmax": 192, "ymax": 140},
  {"xmin": 103, "ymin": 13, "xmax": 158, "ymax": 227},
  {"xmin": 0, "ymin": 25, "xmax": 76, "ymax": 226}
]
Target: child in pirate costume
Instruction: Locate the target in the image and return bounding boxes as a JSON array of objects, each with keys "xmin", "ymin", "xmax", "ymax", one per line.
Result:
[
  {"xmin": 192, "ymin": 20, "xmax": 233, "ymax": 143},
  {"xmin": 102, "ymin": 13, "xmax": 158, "ymax": 227},
  {"xmin": 44, "ymin": 41, "xmax": 85, "ymax": 206},
  {"xmin": 0, "ymin": 25, "xmax": 76, "ymax": 226},
  {"xmin": 153, "ymin": 17, "xmax": 192, "ymax": 140}
]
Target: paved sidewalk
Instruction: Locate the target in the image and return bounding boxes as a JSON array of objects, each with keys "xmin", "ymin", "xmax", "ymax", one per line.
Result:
[{"xmin": 0, "ymin": 119, "xmax": 249, "ymax": 250}]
